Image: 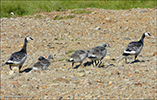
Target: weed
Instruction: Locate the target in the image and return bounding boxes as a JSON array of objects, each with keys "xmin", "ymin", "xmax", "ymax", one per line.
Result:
[
  {"xmin": 53, "ymin": 15, "xmax": 75, "ymax": 20},
  {"xmin": 59, "ymin": 59, "xmax": 65, "ymax": 61},
  {"xmin": 66, "ymin": 50, "xmax": 75, "ymax": 54},
  {"xmin": 35, "ymin": 15, "xmax": 44, "ymax": 19},
  {"xmin": 71, "ymin": 9, "xmax": 92, "ymax": 14}
]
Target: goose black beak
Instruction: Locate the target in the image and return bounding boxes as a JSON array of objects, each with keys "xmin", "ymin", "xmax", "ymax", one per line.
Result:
[
  {"xmin": 30, "ymin": 37, "xmax": 33, "ymax": 40},
  {"xmin": 148, "ymin": 33, "xmax": 151, "ymax": 36}
]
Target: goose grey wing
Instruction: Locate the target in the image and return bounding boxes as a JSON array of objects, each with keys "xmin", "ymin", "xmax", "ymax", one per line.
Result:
[
  {"xmin": 75, "ymin": 50, "xmax": 86, "ymax": 55},
  {"xmin": 39, "ymin": 59, "xmax": 51, "ymax": 67},
  {"xmin": 125, "ymin": 42, "xmax": 142, "ymax": 51},
  {"xmin": 8, "ymin": 52, "xmax": 27, "ymax": 62},
  {"xmin": 33, "ymin": 61, "xmax": 43, "ymax": 70},
  {"xmin": 92, "ymin": 46, "xmax": 106, "ymax": 51},
  {"xmin": 33, "ymin": 61, "xmax": 43, "ymax": 67}
]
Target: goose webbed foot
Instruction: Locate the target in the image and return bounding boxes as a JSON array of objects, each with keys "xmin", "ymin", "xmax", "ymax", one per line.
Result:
[
  {"xmin": 98, "ymin": 60, "xmax": 102, "ymax": 67},
  {"xmin": 72, "ymin": 62, "xmax": 74, "ymax": 69},
  {"xmin": 19, "ymin": 65, "xmax": 22, "ymax": 73},
  {"xmin": 9, "ymin": 65, "xmax": 12, "ymax": 70}
]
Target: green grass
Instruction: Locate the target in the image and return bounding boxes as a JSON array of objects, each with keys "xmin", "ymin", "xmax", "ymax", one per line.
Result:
[
  {"xmin": 59, "ymin": 58, "xmax": 69, "ymax": 61},
  {"xmin": 65, "ymin": 50, "xmax": 75, "ymax": 55},
  {"xmin": 71, "ymin": 9, "xmax": 92, "ymax": 14},
  {"xmin": 53, "ymin": 15, "xmax": 75, "ymax": 20},
  {"xmin": 1, "ymin": 0, "xmax": 156, "ymax": 18}
]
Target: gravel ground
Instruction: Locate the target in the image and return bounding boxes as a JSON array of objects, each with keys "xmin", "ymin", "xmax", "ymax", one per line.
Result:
[{"xmin": 1, "ymin": 8, "xmax": 157, "ymax": 99}]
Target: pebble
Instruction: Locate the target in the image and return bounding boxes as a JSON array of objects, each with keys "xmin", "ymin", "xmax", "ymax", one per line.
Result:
[
  {"xmin": 95, "ymin": 27, "xmax": 101, "ymax": 30},
  {"xmin": 124, "ymin": 37, "xmax": 131, "ymax": 40},
  {"xmin": 139, "ymin": 10, "xmax": 147, "ymax": 13},
  {"xmin": 105, "ymin": 56, "xmax": 110, "ymax": 59},
  {"xmin": 112, "ymin": 69, "xmax": 119, "ymax": 75},
  {"xmin": 105, "ymin": 17, "xmax": 111, "ymax": 21},
  {"xmin": 75, "ymin": 72, "xmax": 85, "ymax": 77},
  {"xmin": 9, "ymin": 70, "xmax": 15, "ymax": 75},
  {"xmin": 105, "ymin": 71, "xmax": 112, "ymax": 76}
]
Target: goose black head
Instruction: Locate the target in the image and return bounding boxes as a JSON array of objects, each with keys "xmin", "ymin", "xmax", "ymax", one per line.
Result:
[
  {"xmin": 25, "ymin": 37, "xmax": 33, "ymax": 42},
  {"xmin": 47, "ymin": 55, "xmax": 54, "ymax": 60},
  {"xmin": 102, "ymin": 43, "xmax": 110, "ymax": 47},
  {"xmin": 144, "ymin": 32, "xmax": 151, "ymax": 37},
  {"xmin": 38, "ymin": 56, "xmax": 46, "ymax": 60}
]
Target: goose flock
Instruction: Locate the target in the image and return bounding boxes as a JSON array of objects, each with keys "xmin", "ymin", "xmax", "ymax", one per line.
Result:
[{"xmin": 5, "ymin": 32, "xmax": 151, "ymax": 73}]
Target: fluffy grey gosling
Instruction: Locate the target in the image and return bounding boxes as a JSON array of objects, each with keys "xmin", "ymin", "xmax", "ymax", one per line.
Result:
[
  {"xmin": 68, "ymin": 50, "xmax": 88, "ymax": 68},
  {"xmin": 32, "ymin": 55, "xmax": 53, "ymax": 71}
]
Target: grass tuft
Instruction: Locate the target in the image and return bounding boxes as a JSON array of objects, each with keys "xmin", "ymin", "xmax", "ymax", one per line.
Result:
[
  {"xmin": 1, "ymin": 1, "xmax": 156, "ymax": 18},
  {"xmin": 71, "ymin": 9, "xmax": 92, "ymax": 14},
  {"xmin": 66, "ymin": 50, "xmax": 75, "ymax": 55},
  {"xmin": 53, "ymin": 15, "xmax": 75, "ymax": 20}
]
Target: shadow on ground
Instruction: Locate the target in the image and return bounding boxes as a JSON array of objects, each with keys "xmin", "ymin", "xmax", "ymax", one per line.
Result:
[{"xmin": 20, "ymin": 68, "xmax": 32, "ymax": 73}]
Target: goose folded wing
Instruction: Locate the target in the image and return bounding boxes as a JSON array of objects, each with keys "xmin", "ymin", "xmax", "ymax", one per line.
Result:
[
  {"xmin": 39, "ymin": 59, "xmax": 51, "ymax": 66},
  {"xmin": 75, "ymin": 50, "xmax": 86, "ymax": 55},
  {"xmin": 8, "ymin": 52, "xmax": 27, "ymax": 63},
  {"xmin": 125, "ymin": 42, "xmax": 142, "ymax": 52},
  {"xmin": 92, "ymin": 46, "xmax": 106, "ymax": 52}
]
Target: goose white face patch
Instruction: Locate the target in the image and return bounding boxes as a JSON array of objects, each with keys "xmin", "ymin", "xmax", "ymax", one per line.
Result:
[
  {"xmin": 145, "ymin": 32, "xmax": 151, "ymax": 37},
  {"xmin": 26, "ymin": 37, "xmax": 33, "ymax": 41}
]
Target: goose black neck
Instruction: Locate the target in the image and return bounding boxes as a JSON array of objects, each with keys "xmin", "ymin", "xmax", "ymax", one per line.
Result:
[
  {"xmin": 20, "ymin": 38, "xmax": 27, "ymax": 53},
  {"xmin": 139, "ymin": 33, "xmax": 145, "ymax": 44}
]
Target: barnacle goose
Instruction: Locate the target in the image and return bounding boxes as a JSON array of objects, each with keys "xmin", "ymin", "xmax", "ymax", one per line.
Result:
[
  {"xmin": 5, "ymin": 37, "xmax": 33, "ymax": 72},
  {"xmin": 68, "ymin": 50, "xmax": 88, "ymax": 68},
  {"xmin": 123, "ymin": 32, "xmax": 151, "ymax": 63},
  {"xmin": 32, "ymin": 55, "xmax": 53, "ymax": 71},
  {"xmin": 87, "ymin": 43, "xmax": 110, "ymax": 67}
]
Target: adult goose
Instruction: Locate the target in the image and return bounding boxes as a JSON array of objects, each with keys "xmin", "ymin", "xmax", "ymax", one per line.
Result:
[
  {"xmin": 87, "ymin": 43, "xmax": 110, "ymax": 67},
  {"xmin": 32, "ymin": 55, "xmax": 53, "ymax": 71},
  {"xmin": 123, "ymin": 32, "xmax": 151, "ymax": 63},
  {"xmin": 68, "ymin": 50, "xmax": 88, "ymax": 68},
  {"xmin": 5, "ymin": 37, "xmax": 33, "ymax": 72}
]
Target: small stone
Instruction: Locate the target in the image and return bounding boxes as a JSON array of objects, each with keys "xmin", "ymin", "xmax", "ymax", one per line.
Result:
[
  {"xmin": 105, "ymin": 71, "xmax": 112, "ymax": 76},
  {"xmin": 139, "ymin": 10, "xmax": 147, "ymax": 13},
  {"xmin": 124, "ymin": 27, "xmax": 129, "ymax": 31},
  {"xmin": 50, "ymin": 83, "xmax": 59, "ymax": 86},
  {"xmin": 86, "ymin": 71, "xmax": 92, "ymax": 74},
  {"xmin": 135, "ymin": 70, "xmax": 140, "ymax": 73},
  {"xmin": 124, "ymin": 37, "xmax": 131, "ymax": 40},
  {"xmin": 105, "ymin": 17, "xmax": 111, "ymax": 21},
  {"xmin": 94, "ymin": 27, "xmax": 101, "ymax": 30},
  {"xmin": 153, "ymin": 52, "xmax": 157, "ymax": 56},
  {"xmin": 22, "ymin": 84, "xmax": 28, "ymax": 88},
  {"xmin": 85, "ymin": 94, "xmax": 93, "ymax": 98},
  {"xmin": 134, "ymin": 82, "xmax": 142, "ymax": 86},
  {"xmin": 91, "ymin": 11, "xmax": 96, "ymax": 15},
  {"xmin": 75, "ymin": 72, "xmax": 85, "ymax": 77},
  {"xmin": 105, "ymin": 56, "xmax": 110, "ymax": 59},
  {"xmin": 77, "ymin": 70, "xmax": 85, "ymax": 73},
  {"xmin": 109, "ymin": 81, "xmax": 114, "ymax": 85},
  {"xmin": 112, "ymin": 69, "xmax": 119, "ymax": 75},
  {"xmin": 141, "ymin": 64, "xmax": 147, "ymax": 67},
  {"xmin": 9, "ymin": 70, "xmax": 15, "ymax": 75}
]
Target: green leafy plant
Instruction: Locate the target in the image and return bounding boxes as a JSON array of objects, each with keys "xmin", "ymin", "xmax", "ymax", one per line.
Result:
[{"xmin": 71, "ymin": 9, "xmax": 92, "ymax": 14}]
